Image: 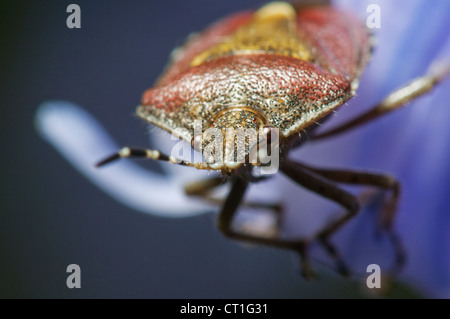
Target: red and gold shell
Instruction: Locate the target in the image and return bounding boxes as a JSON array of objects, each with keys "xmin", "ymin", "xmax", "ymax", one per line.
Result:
[{"xmin": 137, "ymin": 2, "xmax": 371, "ymax": 170}]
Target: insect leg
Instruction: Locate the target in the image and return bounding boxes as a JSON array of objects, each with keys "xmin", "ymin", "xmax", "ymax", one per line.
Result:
[
  {"xmin": 186, "ymin": 176, "xmax": 283, "ymax": 239},
  {"xmin": 312, "ymin": 62, "xmax": 450, "ymax": 140},
  {"xmin": 280, "ymin": 160, "xmax": 360, "ymax": 276},
  {"xmin": 298, "ymin": 164, "xmax": 400, "ymax": 228},
  {"xmin": 296, "ymin": 163, "xmax": 405, "ymax": 274},
  {"xmin": 217, "ymin": 177, "xmax": 315, "ymax": 279},
  {"xmin": 96, "ymin": 146, "xmax": 209, "ymax": 169},
  {"xmin": 185, "ymin": 176, "xmax": 282, "ymax": 213}
]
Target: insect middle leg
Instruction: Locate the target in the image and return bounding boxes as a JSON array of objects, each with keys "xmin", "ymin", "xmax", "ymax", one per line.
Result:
[
  {"xmin": 282, "ymin": 160, "xmax": 405, "ymax": 275},
  {"xmin": 185, "ymin": 176, "xmax": 283, "ymax": 239}
]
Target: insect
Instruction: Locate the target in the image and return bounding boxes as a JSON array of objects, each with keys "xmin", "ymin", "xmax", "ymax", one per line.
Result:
[{"xmin": 96, "ymin": 1, "xmax": 449, "ymax": 278}]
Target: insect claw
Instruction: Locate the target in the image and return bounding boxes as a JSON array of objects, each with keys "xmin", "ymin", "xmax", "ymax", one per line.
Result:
[
  {"xmin": 292, "ymin": 241, "xmax": 318, "ymax": 280},
  {"xmin": 318, "ymin": 237, "xmax": 351, "ymax": 277}
]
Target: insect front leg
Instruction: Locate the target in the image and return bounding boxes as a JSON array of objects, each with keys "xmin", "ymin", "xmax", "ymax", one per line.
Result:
[
  {"xmin": 312, "ymin": 62, "xmax": 450, "ymax": 140},
  {"xmin": 184, "ymin": 176, "xmax": 282, "ymax": 215},
  {"xmin": 217, "ymin": 177, "xmax": 315, "ymax": 279}
]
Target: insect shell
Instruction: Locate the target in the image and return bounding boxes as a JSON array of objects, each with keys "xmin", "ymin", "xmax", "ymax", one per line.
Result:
[{"xmin": 135, "ymin": 1, "xmax": 371, "ymax": 175}]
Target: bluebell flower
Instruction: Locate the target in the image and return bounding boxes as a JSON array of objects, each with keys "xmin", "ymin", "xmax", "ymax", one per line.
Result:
[{"xmin": 35, "ymin": 0, "xmax": 450, "ymax": 297}]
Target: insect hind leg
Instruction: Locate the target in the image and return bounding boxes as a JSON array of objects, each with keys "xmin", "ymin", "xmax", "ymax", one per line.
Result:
[
  {"xmin": 293, "ymin": 162, "xmax": 405, "ymax": 276},
  {"xmin": 218, "ymin": 177, "xmax": 317, "ymax": 279}
]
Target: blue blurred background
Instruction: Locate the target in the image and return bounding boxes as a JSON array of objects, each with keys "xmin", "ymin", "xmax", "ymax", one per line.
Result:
[{"xmin": 0, "ymin": 0, "xmax": 425, "ymax": 298}]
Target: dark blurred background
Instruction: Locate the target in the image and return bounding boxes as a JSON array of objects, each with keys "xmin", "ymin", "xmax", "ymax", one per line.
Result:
[{"xmin": 0, "ymin": 0, "xmax": 416, "ymax": 298}]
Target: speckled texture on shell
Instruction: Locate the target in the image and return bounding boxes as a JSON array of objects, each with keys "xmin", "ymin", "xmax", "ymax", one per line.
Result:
[
  {"xmin": 295, "ymin": 6, "xmax": 371, "ymax": 84},
  {"xmin": 137, "ymin": 3, "xmax": 370, "ymax": 148},
  {"xmin": 139, "ymin": 54, "xmax": 351, "ymax": 141}
]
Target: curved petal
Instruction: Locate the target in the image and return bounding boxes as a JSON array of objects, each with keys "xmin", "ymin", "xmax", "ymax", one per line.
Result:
[{"xmin": 35, "ymin": 101, "xmax": 213, "ymax": 217}]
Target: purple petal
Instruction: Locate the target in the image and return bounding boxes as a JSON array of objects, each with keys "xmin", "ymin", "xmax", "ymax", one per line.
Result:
[{"xmin": 281, "ymin": 0, "xmax": 450, "ymax": 297}]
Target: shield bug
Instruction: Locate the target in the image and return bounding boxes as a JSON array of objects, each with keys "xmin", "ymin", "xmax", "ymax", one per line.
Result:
[{"xmin": 96, "ymin": 1, "xmax": 450, "ymax": 278}]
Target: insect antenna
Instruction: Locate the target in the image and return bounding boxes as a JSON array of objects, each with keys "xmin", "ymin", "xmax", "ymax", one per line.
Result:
[{"xmin": 95, "ymin": 146, "xmax": 209, "ymax": 169}]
